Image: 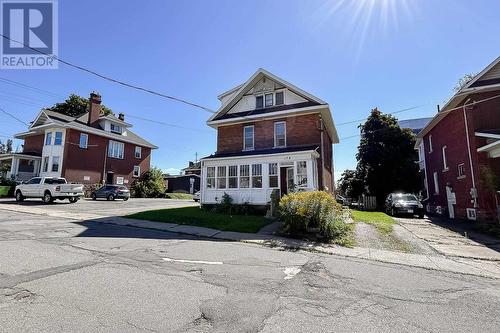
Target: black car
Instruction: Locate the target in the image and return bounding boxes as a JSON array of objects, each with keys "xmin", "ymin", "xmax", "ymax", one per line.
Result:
[
  {"xmin": 385, "ymin": 193, "xmax": 424, "ymax": 218},
  {"xmin": 91, "ymin": 185, "xmax": 130, "ymax": 201}
]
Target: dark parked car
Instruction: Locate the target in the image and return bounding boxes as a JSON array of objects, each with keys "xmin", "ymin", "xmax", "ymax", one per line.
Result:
[
  {"xmin": 385, "ymin": 193, "xmax": 424, "ymax": 218},
  {"xmin": 91, "ymin": 185, "xmax": 130, "ymax": 201}
]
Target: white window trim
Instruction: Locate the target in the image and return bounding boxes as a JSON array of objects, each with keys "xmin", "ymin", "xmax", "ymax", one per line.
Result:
[
  {"xmin": 108, "ymin": 140, "xmax": 125, "ymax": 159},
  {"xmin": 264, "ymin": 93, "xmax": 274, "ymax": 107},
  {"xmin": 45, "ymin": 131, "xmax": 52, "ymax": 146},
  {"xmin": 51, "ymin": 156, "xmax": 60, "ymax": 173},
  {"xmin": 243, "ymin": 125, "xmax": 255, "ymax": 151},
  {"xmin": 274, "ymin": 121, "xmax": 286, "ymax": 148},
  {"xmin": 428, "ymin": 135, "xmax": 433, "ymax": 153},
  {"xmin": 135, "ymin": 146, "xmax": 142, "ymax": 159},
  {"xmin": 79, "ymin": 133, "xmax": 88, "ymax": 149},
  {"xmin": 54, "ymin": 131, "xmax": 63, "ymax": 146},
  {"xmin": 457, "ymin": 163, "xmax": 466, "ymax": 179},
  {"xmin": 255, "ymin": 89, "xmax": 286, "ymax": 109},
  {"xmin": 133, "ymin": 165, "xmax": 141, "ymax": 177},
  {"xmin": 442, "ymin": 146, "xmax": 448, "ymax": 171},
  {"xmin": 433, "ymin": 171, "xmax": 439, "ymax": 195},
  {"xmin": 275, "ymin": 90, "xmax": 285, "ymax": 106}
]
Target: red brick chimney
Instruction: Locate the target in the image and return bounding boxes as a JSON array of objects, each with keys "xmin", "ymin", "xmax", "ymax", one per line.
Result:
[{"xmin": 88, "ymin": 92, "xmax": 102, "ymax": 126}]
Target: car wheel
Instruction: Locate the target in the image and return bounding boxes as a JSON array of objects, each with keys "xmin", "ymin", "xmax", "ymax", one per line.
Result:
[
  {"xmin": 42, "ymin": 191, "xmax": 53, "ymax": 204},
  {"xmin": 15, "ymin": 190, "xmax": 24, "ymax": 202},
  {"xmin": 123, "ymin": 197, "xmax": 129, "ymax": 201},
  {"xmin": 107, "ymin": 194, "xmax": 115, "ymax": 201},
  {"xmin": 91, "ymin": 193, "xmax": 97, "ymax": 201},
  {"xmin": 69, "ymin": 197, "xmax": 78, "ymax": 203}
]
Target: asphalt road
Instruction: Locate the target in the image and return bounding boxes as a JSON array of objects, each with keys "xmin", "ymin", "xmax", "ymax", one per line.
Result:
[{"xmin": 1, "ymin": 209, "xmax": 500, "ymax": 332}]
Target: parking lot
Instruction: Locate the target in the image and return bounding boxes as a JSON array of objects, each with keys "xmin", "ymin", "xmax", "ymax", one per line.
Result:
[{"xmin": 0, "ymin": 197, "xmax": 199, "ymax": 220}]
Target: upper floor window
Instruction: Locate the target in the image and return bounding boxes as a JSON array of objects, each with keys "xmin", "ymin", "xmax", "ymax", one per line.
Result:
[
  {"xmin": 108, "ymin": 140, "xmax": 124, "ymax": 159},
  {"xmin": 428, "ymin": 135, "xmax": 433, "ymax": 153},
  {"xmin": 54, "ymin": 132, "xmax": 63, "ymax": 145},
  {"xmin": 275, "ymin": 91, "xmax": 284, "ymax": 105},
  {"xmin": 265, "ymin": 93, "xmax": 273, "ymax": 107},
  {"xmin": 135, "ymin": 146, "xmax": 142, "ymax": 159},
  {"xmin": 79, "ymin": 133, "xmax": 88, "ymax": 149},
  {"xmin": 45, "ymin": 132, "xmax": 52, "ymax": 145},
  {"xmin": 274, "ymin": 121, "xmax": 286, "ymax": 147},
  {"xmin": 442, "ymin": 146, "xmax": 448, "ymax": 171},
  {"xmin": 110, "ymin": 123, "xmax": 123, "ymax": 134},
  {"xmin": 243, "ymin": 125, "xmax": 254, "ymax": 150},
  {"xmin": 256, "ymin": 95, "xmax": 264, "ymax": 109}
]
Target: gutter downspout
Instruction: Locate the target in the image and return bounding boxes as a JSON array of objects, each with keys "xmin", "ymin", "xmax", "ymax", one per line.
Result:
[
  {"xmin": 103, "ymin": 145, "xmax": 108, "ymax": 184},
  {"xmin": 463, "ymin": 99, "xmax": 478, "ymax": 208}
]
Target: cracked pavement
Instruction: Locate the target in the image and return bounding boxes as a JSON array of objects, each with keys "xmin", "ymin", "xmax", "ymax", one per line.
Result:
[{"xmin": 1, "ymin": 208, "xmax": 500, "ymax": 332}]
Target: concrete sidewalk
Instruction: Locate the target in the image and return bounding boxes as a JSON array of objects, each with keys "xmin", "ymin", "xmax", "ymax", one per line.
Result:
[{"xmin": 2, "ymin": 202, "xmax": 500, "ymax": 279}]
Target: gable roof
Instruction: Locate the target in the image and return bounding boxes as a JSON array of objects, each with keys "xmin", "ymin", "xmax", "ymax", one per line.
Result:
[
  {"xmin": 207, "ymin": 68, "xmax": 339, "ymax": 143},
  {"xmin": 17, "ymin": 110, "xmax": 157, "ymax": 149}
]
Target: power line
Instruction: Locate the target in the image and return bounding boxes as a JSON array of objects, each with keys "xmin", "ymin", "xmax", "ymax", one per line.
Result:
[
  {"xmin": 0, "ymin": 34, "xmax": 216, "ymax": 114},
  {"xmin": 336, "ymin": 104, "xmax": 427, "ymax": 126},
  {"xmin": 0, "ymin": 106, "xmax": 29, "ymax": 126},
  {"xmin": 126, "ymin": 114, "xmax": 213, "ymax": 132},
  {"xmin": 0, "ymin": 77, "xmax": 62, "ymax": 98}
]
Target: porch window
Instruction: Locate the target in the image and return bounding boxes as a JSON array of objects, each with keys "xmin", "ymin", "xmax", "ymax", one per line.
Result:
[
  {"xmin": 54, "ymin": 132, "xmax": 63, "ymax": 145},
  {"xmin": 79, "ymin": 133, "xmax": 88, "ymax": 149},
  {"xmin": 297, "ymin": 161, "xmax": 307, "ymax": 187},
  {"xmin": 240, "ymin": 165, "xmax": 250, "ymax": 188},
  {"xmin": 228, "ymin": 165, "xmax": 238, "ymax": 188},
  {"xmin": 275, "ymin": 91, "xmax": 284, "ymax": 105},
  {"xmin": 252, "ymin": 164, "xmax": 262, "ymax": 188},
  {"xmin": 255, "ymin": 95, "xmax": 263, "ymax": 109},
  {"xmin": 42, "ymin": 157, "xmax": 49, "ymax": 172},
  {"xmin": 243, "ymin": 126, "xmax": 254, "ymax": 150},
  {"xmin": 274, "ymin": 122, "xmax": 286, "ymax": 147},
  {"xmin": 265, "ymin": 93, "xmax": 273, "ymax": 107},
  {"xmin": 206, "ymin": 167, "xmax": 215, "ymax": 188},
  {"xmin": 217, "ymin": 166, "xmax": 227, "ymax": 189},
  {"xmin": 45, "ymin": 132, "xmax": 52, "ymax": 145},
  {"xmin": 269, "ymin": 163, "xmax": 278, "ymax": 188},
  {"xmin": 51, "ymin": 156, "xmax": 60, "ymax": 172}
]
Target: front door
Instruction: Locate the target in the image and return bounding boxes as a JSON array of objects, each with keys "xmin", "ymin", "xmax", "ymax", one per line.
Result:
[
  {"xmin": 106, "ymin": 172, "xmax": 114, "ymax": 184},
  {"xmin": 446, "ymin": 186, "xmax": 456, "ymax": 219}
]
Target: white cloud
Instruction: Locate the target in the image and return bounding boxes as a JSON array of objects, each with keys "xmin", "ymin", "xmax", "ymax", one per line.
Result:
[{"xmin": 164, "ymin": 167, "xmax": 181, "ymax": 175}]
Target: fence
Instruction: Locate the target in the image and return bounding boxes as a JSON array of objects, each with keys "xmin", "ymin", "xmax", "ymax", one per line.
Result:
[{"xmin": 359, "ymin": 195, "xmax": 377, "ymax": 210}]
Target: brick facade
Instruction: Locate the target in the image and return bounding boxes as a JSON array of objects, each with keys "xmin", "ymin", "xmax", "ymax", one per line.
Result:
[
  {"xmin": 422, "ymin": 91, "xmax": 500, "ymax": 222},
  {"xmin": 22, "ymin": 134, "xmax": 44, "ymax": 155}
]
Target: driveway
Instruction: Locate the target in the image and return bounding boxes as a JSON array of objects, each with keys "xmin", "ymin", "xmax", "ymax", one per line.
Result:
[
  {"xmin": 396, "ymin": 216, "xmax": 500, "ymax": 261},
  {"xmin": 0, "ymin": 197, "xmax": 198, "ymax": 220}
]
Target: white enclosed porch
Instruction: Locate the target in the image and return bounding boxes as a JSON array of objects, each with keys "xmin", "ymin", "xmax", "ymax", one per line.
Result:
[
  {"xmin": 200, "ymin": 149, "xmax": 320, "ymax": 205},
  {"xmin": 0, "ymin": 153, "xmax": 41, "ymax": 181}
]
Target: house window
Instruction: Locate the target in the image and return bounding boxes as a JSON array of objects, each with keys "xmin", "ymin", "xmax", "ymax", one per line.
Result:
[
  {"xmin": 428, "ymin": 135, "xmax": 433, "ymax": 153},
  {"xmin": 45, "ymin": 132, "xmax": 52, "ymax": 145},
  {"xmin": 54, "ymin": 131, "xmax": 63, "ymax": 145},
  {"xmin": 135, "ymin": 146, "xmax": 142, "ymax": 159},
  {"xmin": 217, "ymin": 166, "xmax": 227, "ymax": 189},
  {"xmin": 110, "ymin": 123, "xmax": 123, "ymax": 134},
  {"xmin": 133, "ymin": 165, "xmax": 140, "ymax": 177},
  {"xmin": 256, "ymin": 95, "xmax": 263, "ymax": 109},
  {"xmin": 297, "ymin": 161, "xmax": 308, "ymax": 187},
  {"xmin": 433, "ymin": 172, "xmax": 439, "ymax": 194},
  {"xmin": 79, "ymin": 133, "xmax": 88, "ymax": 149},
  {"xmin": 458, "ymin": 163, "xmax": 465, "ymax": 177},
  {"xmin": 240, "ymin": 165, "xmax": 250, "ymax": 188},
  {"xmin": 42, "ymin": 156, "xmax": 49, "ymax": 172},
  {"xmin": 442, "ymin": 146, "xmax": 448, "ymax": 171},
  {"xmin": 51, "ymin": 156, "xmax": 60, "ymax": 172},
  {"xmin": 227, "ymin": 165, "xmax": 238, "ymax": 188},
  {"xmin": 265, "ymin": 93, "xmax": 273, "ymax": 107},
  {"xmin": 108, "ymin": 140, "xmax": 124, "ymax": 159},
  {"xmin": 243, "ymin": 126, "xmax": 254, "ymax": 150},
  {"xmin": 275, "ymin": 91, "xmax": 284, "ymax": 105},
  {"xmin": 252, "ymin": 164, "xmax": 262, "ymax": 188},
  {"xmin": 269, "ymin": 163, "xmax": 278, "ymax": 188},
  {"xmin": 206, "ymin": 167, "xmax": 216, "ymax": 188},
  {"xmin": 274, "ymin": 121, "xmax": 286, "ymax": 147}
]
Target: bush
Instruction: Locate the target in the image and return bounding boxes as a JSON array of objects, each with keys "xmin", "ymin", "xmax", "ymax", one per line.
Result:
[
  {"xmin": 131, "ymin": 167, "xmax": 165, "ymax": 198},
  {"xmin": 279, "ymin": 191, "xmax": 350, "ymax": 241}
]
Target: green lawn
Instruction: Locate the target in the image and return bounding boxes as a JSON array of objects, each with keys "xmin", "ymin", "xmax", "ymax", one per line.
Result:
[
  {"xmin": 351, "ymin": 210, "xmax": 395, "ymax": 234},
  {"xmin": 126, "ymin": 206, "xmax": 271, "ymax": 233},
  {"xmin": 164, "ymin": 193, "xmax": 193, "ymax": 200}
]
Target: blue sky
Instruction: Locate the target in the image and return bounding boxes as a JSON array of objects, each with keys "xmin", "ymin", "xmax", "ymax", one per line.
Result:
[{"xmin": 0, "ymin": 0, "xmax": 499, "ymax": 179}]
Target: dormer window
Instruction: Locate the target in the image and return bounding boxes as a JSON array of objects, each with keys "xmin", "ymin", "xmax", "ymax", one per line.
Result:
[
  {"xmin": 256, "ymin": 95, "xmax": 263, "ymax": 109},
  {"xmin": 265, "ymin": 93, "xmax": 273, "ymax": 107},
  {"xmin": 110, "ymin": 123, "xmax": 123, "ymax": 134},
  {"xmin": 276, "ymin": 91, "xmax": 284, "ymax": 105}
]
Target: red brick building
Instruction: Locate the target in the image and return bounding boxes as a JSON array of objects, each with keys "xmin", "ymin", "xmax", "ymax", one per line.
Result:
[
  {"xmin": 417, "ymin": 57, "xmax": 500, "ymax": 223},
  {"xmin": 200, "ymin": 69, "xmax": 338, "ymax": 205},
  {"xmin": 10, "ymin": 92, "xmax": 157, "ymax": 186}
]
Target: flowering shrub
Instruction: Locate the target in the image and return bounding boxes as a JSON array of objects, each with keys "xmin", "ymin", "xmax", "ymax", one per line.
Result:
[{"xmin": 279, "ymin": 191, "xmax": 351, "ymax": 241}]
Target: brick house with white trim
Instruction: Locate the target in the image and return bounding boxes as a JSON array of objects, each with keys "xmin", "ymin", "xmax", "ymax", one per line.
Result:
[{"xmin": 200, "ymin": 69, "xmax": 338, "ymax": 206}]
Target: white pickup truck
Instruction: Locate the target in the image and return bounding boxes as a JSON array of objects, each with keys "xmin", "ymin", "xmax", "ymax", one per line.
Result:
[{"xmin": 15, "ymin": 177, "xmax": 84, "ymax": 204}]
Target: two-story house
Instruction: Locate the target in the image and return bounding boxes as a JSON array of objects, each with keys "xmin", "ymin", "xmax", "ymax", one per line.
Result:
[
  {"xmin": 7, "ymin": 92, "xmax": 157, "ymax": 186},
  {"xmin": 416, "ymin": 57, "xmax": 500, "ymax": 223},
  {"xmin": 200, "ymin": 69, "xmax": 338, "ymax": 206}
]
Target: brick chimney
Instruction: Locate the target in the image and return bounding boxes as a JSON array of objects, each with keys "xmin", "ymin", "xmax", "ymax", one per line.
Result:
[
  {"xmin": 88, "ymin": 92, "xmax": 102, "ymax": 126},
  {"xmin": 118, "ymin": 112, "xmax": 125, "ymax": 121}
]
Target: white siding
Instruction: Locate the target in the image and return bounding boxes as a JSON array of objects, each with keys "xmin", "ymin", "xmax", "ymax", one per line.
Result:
[{"xmin": 40, "ymin": 128, "xmax": 66, "ymax": 178}]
